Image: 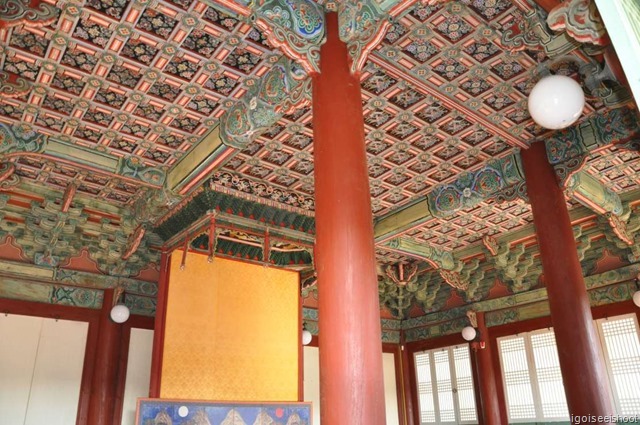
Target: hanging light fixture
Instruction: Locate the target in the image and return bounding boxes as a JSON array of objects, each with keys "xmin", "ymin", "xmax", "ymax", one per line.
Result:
[
  {"xmin": 461, "ymin": 310, "xmax": 485, "ymax": 350},
  {"xmin": 302, "ymin": 322, "xmax": 312, "ymax": 346},
  {"xmin": 110, "ymin": 286, "xmax": 130, "ymax": 324},
  {"xmin": 528, "ymin": 75, "xmax": 585, "ymax": 130},
  {"xmin": 461, "ymin": 326, "xmax": 477, "ymax": 342},
  {"xmin": 633, "ymin": 277, "xmax": 640, "ymax": 308}
]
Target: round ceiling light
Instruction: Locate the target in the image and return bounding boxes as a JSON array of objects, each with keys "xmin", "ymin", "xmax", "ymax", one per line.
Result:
[
  {"xmin": 461, "ymin": 326, "xmax": 477, "ymax": 342},
  {"xmin": 110, "ymin": 304, "xmax": 130, "ymax": 324},
  {"xmin": 302, "ymin": 329, "xmax": 313, "ymax": 346},
  {"xmin": 528, "ymin": 75, "xmax": 585, "ymax": 130}
]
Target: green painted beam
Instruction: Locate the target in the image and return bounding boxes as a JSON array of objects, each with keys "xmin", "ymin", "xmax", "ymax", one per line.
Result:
[{"xmin": 566, "ymin": 170, "xmax": 623, "ymax": 215}]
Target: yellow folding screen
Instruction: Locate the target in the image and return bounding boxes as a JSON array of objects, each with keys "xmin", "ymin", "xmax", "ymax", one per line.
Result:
[{"xmin": 161, "ymin": 251, "xmax": 299, "ymax": 401}]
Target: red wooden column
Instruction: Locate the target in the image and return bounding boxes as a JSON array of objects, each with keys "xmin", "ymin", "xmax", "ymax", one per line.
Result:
[
  {"xmin": 312, "ymin": 12, "xmax": 386, "ymax": 425},
  {"xmin": 471, "ymin": 312, "xmax": 504, "ymax": 425},
  {"xmin": 86, "ymin": 288, "xmax": 122, "ymax": 425},
  {"xmin": 149, "ymin": 250, "xmax": 170, "ymax": 397},
  {"xmin": 521, "ymin": 141, "xmax": 614, "ymax": 420}
]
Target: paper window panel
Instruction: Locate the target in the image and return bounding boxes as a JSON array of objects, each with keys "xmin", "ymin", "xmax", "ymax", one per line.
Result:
[
  {"xmin": 499, "ymin": 336, "xmax": 537, "ymax": 420},
  {"xmin": 530, "ymin": 331, "xmax": 569, "ymax": 419},
  {"xmin": 452, "ymin": 346, "xmax": 477, "ymax": 422},
  {"xmin": 415, "ymin": 352, "xmax": 436, "ymax": 423},
  {"xmin": 600, "ymin": 317, "xmax": 640, "ymax": 415}
]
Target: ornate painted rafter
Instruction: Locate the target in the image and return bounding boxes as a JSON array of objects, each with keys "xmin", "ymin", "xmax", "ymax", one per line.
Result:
[
  {"xmin": 207, "ymin": 0, "xmax": 324, "ymax": 73},
  {"xmin": 426, "ymin": 153, "xmax": 525, "ymax": 218},
  {"xmin": 121, "ymin": 224, "xmax": 147, "ymax": 261},
  {"xmin": 601, "ymin": 204, "xmax": 640, "ymax": 255},
  {"xmin": 385, "ymin": 237, "xmax": 456, "ymax": 271},
  {"xmin": 0, "ymin": 71, "xmax": 31, "ymax": 99},
  {"xmin": 219, "ymin": 56, "xmax": 310, "ymax": 150},
  {"xmin": 0, "ymin": 123, "xmax": 166, "ymax": 187},
  {"xmin": 0, "ymin": 257, "xmax": 157, "ymax": 315},
  {"xmin": 0, "ymin": 0, "xmax": 59, "ymax": 29},
  {"xmin": 338, "ymin": 0, "xmax": 390, "ymax": 73},
  {"xmin": 375, "ymin": 153, "xmax": 528, "ymax": 242},
  {"xmin": 547, "ymin": 0, "xmax": 610, "ymax": 46},
  {"xmin": 545, "ymin": 107, "xmax": 640, "ymax": 184},
  {"xmin": 0, "ymin": 162, "xmax": 20, "ymax": 191},
  {"xmin": 482, "ymin": 240, "xmax": 539, "ymax": 293},
  {"xmin": 376, "ymin": 107, "xmax": 638, "ymax": 258},
  {"xmin": 565, "ymin": 170, "xmax": 623, "ymax": 216},
  {"xmin": 501, "ymin": 6, "xmax": 580, "ymax": 57},
  {"xmin": 378, "ymin": 267, "xmax": 441, "ymax": 319},
  {"xmin": 443, "ymin": 259, "xmax": 486, "ymax": 302},
  {"xmin": 23, "ymin": 197, "xmax": 87, "ymax": 266}
]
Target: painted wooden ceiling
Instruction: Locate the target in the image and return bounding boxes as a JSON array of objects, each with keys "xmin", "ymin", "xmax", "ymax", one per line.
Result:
[{"xmin": 1, "ymin": 0, "xmax": 639, "ymax": 320}]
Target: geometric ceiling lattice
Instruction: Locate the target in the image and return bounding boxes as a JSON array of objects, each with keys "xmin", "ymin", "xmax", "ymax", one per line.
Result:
[
  {"xmin": 1, "ymin": 0, "xmax": 279, "ymax": 202},
  {"xmin": 1, "ymin": 0, "xmax": 638, "ymax": 323}
]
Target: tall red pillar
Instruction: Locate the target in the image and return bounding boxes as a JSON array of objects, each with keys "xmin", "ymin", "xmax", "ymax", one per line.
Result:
[
  {"xmin": 87, "ymin": 288, "xmax": 122, "ymax": 425},
  {"xmin": 312, "ymin": 12, "xmax": 386, "ymax": 425},
  {"xmin": 521, "ymin": 141, "xmax": 614, "ymax": 420},
  {"xmin": 471, "ymin": 312, "xmax": 504, "ymax": 425}
]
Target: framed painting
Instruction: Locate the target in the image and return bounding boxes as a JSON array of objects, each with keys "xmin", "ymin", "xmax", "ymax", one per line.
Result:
[{"xmin": 136, "ymin": 398, "xmax": 312, "ymax": 424}]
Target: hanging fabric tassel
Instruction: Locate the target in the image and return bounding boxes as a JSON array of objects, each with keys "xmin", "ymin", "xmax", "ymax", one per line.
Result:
[
  {"xmin": 208, "ymin": 213, "xmax": 216, "ymax": 263},
  {"xmin": 180, "ymin": 236, "xmax": 188, "ymax": 270},
  {"xmin": 264, "ymin": 228, "xmax": 270, "ymax": 267}
]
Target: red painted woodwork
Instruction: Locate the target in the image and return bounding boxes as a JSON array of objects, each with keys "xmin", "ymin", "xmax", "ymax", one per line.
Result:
[
  {"xmin": 113, "ymin": 325, "xmax": 131, "ymax": 425},
  {"xmin": 312, "ymin": 12, "xmax": 386, "ymax": 425},
  {"xmin": 0, "ymin": 296, "xmax": 100, "ymax": 321},
  {"xmin": 0, "ymin": 298, "xmax": 102, "ymax": 425},
  {"xmin": 87, "ymin": 289, "xmax": 123, "ymax": 425},
  {"xmin": 78, "ymin": 320, "xmax": 100, "ymax": 425},
  {"xmin": 488, "ymin": 336, "xmax": 509, "ymax": 425},
  {"xmin": 604, "ymin": 46, "xmax": 630, "ymax": 88},
  {"xmin": 149, "ymin": 251, "xmax": 170, "ymax": 397},
  {"xmin": 472, "ymin": 312, "xmax": 504, "ymax": 425},
  {"xmin": 399, "ymin": 332, "xmax": 416, "ymax": 425},
  {"xmin": 521, "ymin": 141, "xmax": 614, "ymax": 421},
  {"xmin": 534, "ymin": 0, "xmax": 562, "ymax": 12}
]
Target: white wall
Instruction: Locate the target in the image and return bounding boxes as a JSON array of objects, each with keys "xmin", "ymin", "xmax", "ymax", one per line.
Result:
[
  {"xmin": 121, "ymin": 328, "xmax": 154, "ymax": 425},
  {"xmin": 303, "ymin": 346, "xmax": 400, "ymax": 425},
  {"xmin": 0, "ymin": 314, "xmax": 88, "ymax": 425},
  {"xmin": 383, "ymin": 351, "xmax": 400, "ymax": 425},
  {"xmin": 303, "ymin": 346, "xmax": 321, "ymax": 425}
]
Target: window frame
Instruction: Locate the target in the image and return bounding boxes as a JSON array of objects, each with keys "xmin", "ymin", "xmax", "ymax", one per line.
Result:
[
  {"xmin": 414, "ymin": 343, "xmax": 478, "ymax": 425},
  {"xmin": 594, "ymin": 313, "xmax": 640, "ymax": 416},
  {"xmin": 497, "ymin": 328, "xmax": 570, "ymax": 423}
]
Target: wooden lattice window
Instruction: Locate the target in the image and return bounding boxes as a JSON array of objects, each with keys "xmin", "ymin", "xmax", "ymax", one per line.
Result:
[
  {"xmin": 596, "ymin": 314, "xmax": 640, "ymax": 416},
  {"xmin": 414, "ymin": 344, "xmax": 477, "ymax": 424},
  {"xmin": 498, "ymin": 329, "xmax": 568, "ymax": 422}
]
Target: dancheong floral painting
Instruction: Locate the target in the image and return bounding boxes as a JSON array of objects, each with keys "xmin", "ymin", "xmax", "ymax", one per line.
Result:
[{"xmin": 136, "ymin": 399, "xmax": 312, "ymax": 425}]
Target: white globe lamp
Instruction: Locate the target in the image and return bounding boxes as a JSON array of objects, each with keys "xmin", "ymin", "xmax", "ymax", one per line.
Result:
[
  {"xmin": 528, "ymin": 75, "xmax": 585, "ymax": 130},
  {"xmin": 461, "ymin": 326, "xmax": 477, "ymax": 342},
  {"xmin": 302, "ymin": 329, "xmax": 312, "ymax": 346},
  {"xmin": 110, "ymin": 303, "xmax": 130, "ymax": 324},
  {"xmin": 633, "ymin": 290, "xmax": 640, "ymax": 308}
]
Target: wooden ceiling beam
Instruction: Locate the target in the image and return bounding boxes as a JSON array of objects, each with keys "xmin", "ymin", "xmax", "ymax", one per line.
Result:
[{"xmin": 529, "ymin": 0, "xmax": 562, "ymax": 13}]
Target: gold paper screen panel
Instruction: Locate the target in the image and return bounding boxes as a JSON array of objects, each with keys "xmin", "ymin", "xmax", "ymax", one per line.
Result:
[{"xmin": 161, "ymin": 252, "xmax": 299, "ymax": 401}]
